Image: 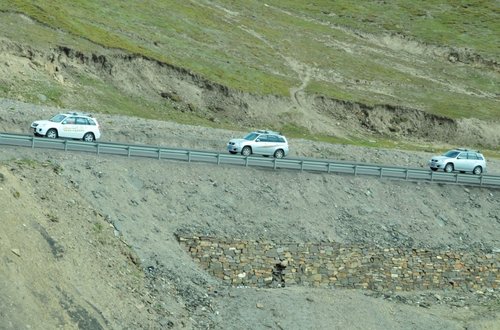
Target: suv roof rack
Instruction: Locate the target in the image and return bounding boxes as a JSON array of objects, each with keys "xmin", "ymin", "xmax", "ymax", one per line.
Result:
[
  {"xmin": 65, "ymin": 111, "xmax": 93, "ymax": 117},
  {"xmin": 256, "ymin": 129, "xmax": 282, "ymax": 135},
  {"xmin": 456, "ymin": 148, "xmax": 481, "ymax": 153}
]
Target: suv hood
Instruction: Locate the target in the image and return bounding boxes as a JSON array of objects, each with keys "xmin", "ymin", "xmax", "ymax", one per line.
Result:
[
  {"xmin": 229, "ymin": 138, "xmax": 247, "ymax": 145},
  {"xmin": 31, "ymin": 120, "xmax": 51, "ymax": 127},
  {"xmin": 431, "ymin": 155, "xmax": 450, "ymax": 162}
]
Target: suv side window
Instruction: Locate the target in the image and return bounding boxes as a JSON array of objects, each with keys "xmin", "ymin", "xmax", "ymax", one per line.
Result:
[
  {"xmin": 457, "ymin": 152, "xmax": 466, "ymax": 159},
  {"xmin": 268, "ymin": 135, "xmax": 278, "ymax": 142},
  {"xmin": 466, "ymin": 153, "xmax": 477, "ymax": 160},
  {"xmin": 64, "ymin": 117, "xmax": 76, "ymax": 125},
  {"xmin": 76, "ymin": 117, "xmax": 88, "ymax": 125},
  {"xmin": 258, "ymin": 135, "xmax": 269, "ymax": 142}
]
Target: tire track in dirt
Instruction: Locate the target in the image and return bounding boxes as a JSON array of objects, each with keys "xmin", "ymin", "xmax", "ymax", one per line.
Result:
[
  {"xmin": 191, "ymin": 0, "xmax": 315, "ymax": 110},
  {"xmin": 236, "ymin": 27, "xmax": 338, "ymax": 132},
  {"xmin": 286, "ymin": 57, "xmax": 312, "ymax": 108},
  {"xmin": 234, "ymin": 26, "xmax": 314, "ymax": 109},
  {"xmin": 265, "ymin": 3, "xmax": 499, "ymax": 99}
]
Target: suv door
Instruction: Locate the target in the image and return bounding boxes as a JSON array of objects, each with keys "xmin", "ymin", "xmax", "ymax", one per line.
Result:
[
  {"xmin": 60, "ymin": 116, "xmax": 79, "ymax": 138},
  {"xmin": 253, "ymin": 134, "xmax": 270, "ymax": 155},
  {"xmin": 74, "ymin": 117, "xmax": 91, "ymax": 138},
  {"xmin": 465, "ymin": 152, "xmax": 481, "ymax": 172},
  {"xmin": 454, "ymin": 152, "xmax": 469, "ymax": 171},
  {"xmin": 267, "ymin": 135, "xmax": 282, "ymax": 153}
]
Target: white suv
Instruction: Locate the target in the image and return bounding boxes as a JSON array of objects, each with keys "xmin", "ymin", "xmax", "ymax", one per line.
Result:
[
  {"xmin": 31, "ymin": 112, "xmax": 101, "ymax": 142},
  {"xmin": 428, "ymin": 148, "xmax": 487, "ymax": 175},
  {"xmin": 227, "ymin": 130, "xmax": 289, "ymax": 158}
]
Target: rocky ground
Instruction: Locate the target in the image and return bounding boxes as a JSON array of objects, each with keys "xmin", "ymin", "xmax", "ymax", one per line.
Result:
[{"xmin": 0, "ymin": 98, "xmax": 499, "ymax": 329}]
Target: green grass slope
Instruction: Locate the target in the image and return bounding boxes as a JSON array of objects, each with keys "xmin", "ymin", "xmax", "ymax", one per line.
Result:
[{"xmin": 0, "ymin": 0, "xmax": 498, "ymax": 121}]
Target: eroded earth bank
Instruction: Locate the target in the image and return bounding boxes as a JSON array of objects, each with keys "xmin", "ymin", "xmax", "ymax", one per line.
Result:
[{"xmin": 1, "ymin": 37, "xmax": 499, "ymax": 150}]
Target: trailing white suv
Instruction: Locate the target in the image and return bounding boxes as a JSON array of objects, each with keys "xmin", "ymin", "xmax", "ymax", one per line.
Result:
[
  {"xmin": 31, "ymin": 112, "xmax": 101, "ymax": 142},
  {"xmin": 428, "ymin": 148, "xmax": 486, "ymax": 175},
  {"xmin": 227, "ymin": 130, "xmax": 289, "ymax": 158}
]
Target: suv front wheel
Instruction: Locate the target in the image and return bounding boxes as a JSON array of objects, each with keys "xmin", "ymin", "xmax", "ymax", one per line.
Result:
[
  {"xmin": 46, "ymin": 128, "xmax": 58, "ymax": 139},
  {"xmin": 444, "ymin": 163, "xmax": 454, "ymax": 173},
  {"xmin": 241, "ymin": 146, "xmax": 252, "ymax": 157}
]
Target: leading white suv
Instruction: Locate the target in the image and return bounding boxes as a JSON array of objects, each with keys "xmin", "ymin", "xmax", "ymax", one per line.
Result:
[
  {"xmin": 31, "ymin": 112, "xmax": 101, "ymax": 142},
  {"xmin": 428, "ymin": 148, "xmax": 487, "ymax": 175},
  {"xmin": 227, "ymin": 130, "xmax": 289, "ymax": 158}
]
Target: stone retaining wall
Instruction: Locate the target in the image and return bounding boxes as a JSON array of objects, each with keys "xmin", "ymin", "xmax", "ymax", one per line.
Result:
[{"xmin": 178, "ymin": 236, "xmax": 499, "ymax": 291}]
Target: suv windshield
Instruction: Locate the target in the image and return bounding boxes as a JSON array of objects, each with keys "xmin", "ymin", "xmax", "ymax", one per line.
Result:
[
  {"xmin": 443, "ymin": 150, "xmax": 460, "ymax": 158},
  {"xmin": 243, "ymin": 132, "xmax": 259, "ymax": 141},
  {"xmin": 50, "ymin": 114, "xmax": 67, "ymax": 123}
]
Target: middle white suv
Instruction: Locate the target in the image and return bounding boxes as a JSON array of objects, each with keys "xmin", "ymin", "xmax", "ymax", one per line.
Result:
[
  {"xmin": 227, "ymin": 130, "xmax": 289, "ymax": 158},
  {"xmin": 31, "ymin": 112, "xmax": 101, "ymax": 142}
]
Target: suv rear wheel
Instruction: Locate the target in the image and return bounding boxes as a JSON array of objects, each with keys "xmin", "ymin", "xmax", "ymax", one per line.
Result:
[
  {"xmin": 473, "ymin": 166, "xmax": 483, "ymax": 175},
  {"xmin": 274, "ymin": 149, "xmax": 284, "ymax": 159},
  {"xmin": 83, "ymin": 132, "xmax": 95, "ymax": 142}
]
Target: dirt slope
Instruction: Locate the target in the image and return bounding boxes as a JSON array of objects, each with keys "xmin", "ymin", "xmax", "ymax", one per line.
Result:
[
  {"xmin": 1, "ymin": 99, "xmax": 499, "ymax": 329},
  {"xmin": 0, "ymin": 161, "xmax": 159, "ymax": 329}
]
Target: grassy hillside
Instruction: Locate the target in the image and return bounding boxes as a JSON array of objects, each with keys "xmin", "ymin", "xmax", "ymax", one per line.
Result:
[{"xmin": 0, "ymin": 0, "xmax": 498, "ymax": 122}]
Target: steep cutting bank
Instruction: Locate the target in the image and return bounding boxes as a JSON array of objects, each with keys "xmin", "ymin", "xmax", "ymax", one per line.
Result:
[{"xmin": 1, "ymin": 38, "xmax": 499, "ymax": 149}]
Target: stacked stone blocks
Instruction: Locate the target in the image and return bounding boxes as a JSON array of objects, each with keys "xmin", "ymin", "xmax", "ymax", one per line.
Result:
[{"xmin": 179, "ymin": 236, "xmax": 499, "ymax": 291}]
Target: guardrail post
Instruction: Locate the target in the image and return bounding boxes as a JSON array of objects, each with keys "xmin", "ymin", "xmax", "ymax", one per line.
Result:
[
  {"xmin": 245, "ymin": 157, "xmax": 249, "ymax": 167},
  {"xmin": 455, "ymin": 174, "xmax": 459, "ymax": 184},
  {"xmin": 188, "ymin": 151, "xmax": 191, "ymax": 162},
  {"xmin": 64, "ymin": 140, "xmax": 68, "ymax": 151},
  {"xmin": 127, "ymin": 146, "xmax": 131, "ymax": 157},
  {"xmin": 273, "ymin": 159, "xmax": 277, "ymax": 170},
  {"xmin": 327, "ymin": 163, "xmax": 331, "ymax": 173},
  {"xmin": 405, "ymin": 169, "xmax": 409, "ymax": 180},
  {"xmin": 31, "ymin": 137, "xmax": 35, "ymax": 149},
  {"xmin": 379, "ymin": 167, "xmax": 383, "ymax": 178},
  {"xmin": 158, "ymin": 148, "xmax": 161, "ymax": 160},
  {"xmin": 97, "ymin": 143, "xmax": 100, "ymax": 156},
  {"xmin": 430, "ymin": 171, "xmax": 433, "ymax": 181},
  {"xmin": 354, "ymin": 165, "xmax": 357, "ymax": 176},
  {"xmin": 300, "ymin": 161, "xmax": 304, "ymax": 172},
  {"xmin": 217, "ymin": 154, "xmax": 220, "ymax": 165},
  {"xmin": 480, "ymin": 175, "xmax": 483, "ymax": 186}
]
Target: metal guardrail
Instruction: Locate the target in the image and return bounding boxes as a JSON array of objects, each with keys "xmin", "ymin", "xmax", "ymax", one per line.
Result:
[{"xmin": 1, "ymin": 132, "xmax": 499, "ymax": 188}]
